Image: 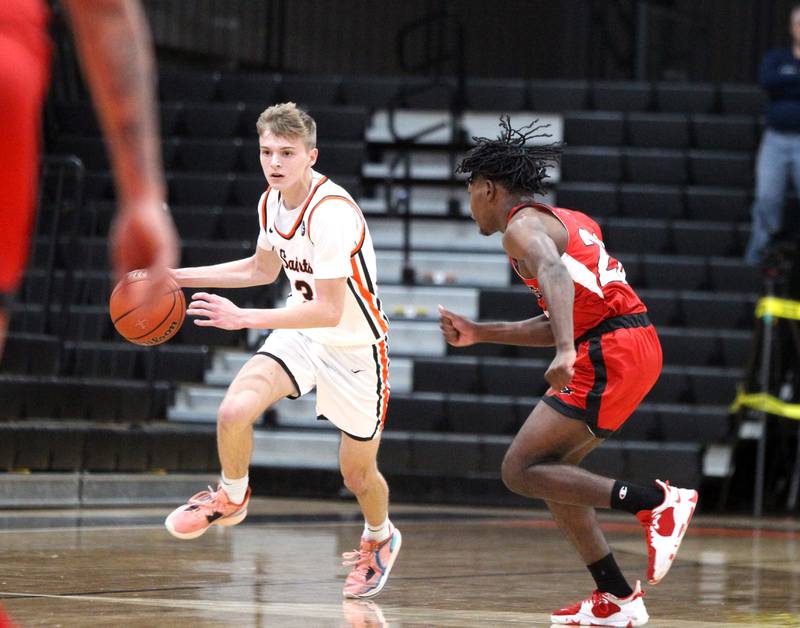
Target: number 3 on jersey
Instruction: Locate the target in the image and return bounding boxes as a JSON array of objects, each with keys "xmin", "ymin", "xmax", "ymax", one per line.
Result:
[
  {"xmin": 578, "ymin": 228, "xmax": 627, "ymax": 288},
  {"xmin": 295, "ymin": 280, "xmax": 314, "ymax": 301}
]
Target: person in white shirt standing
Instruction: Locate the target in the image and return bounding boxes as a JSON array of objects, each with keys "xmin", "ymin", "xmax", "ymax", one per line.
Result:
[{"xmin": 164, "ymin": 102, "xmax": 400, "ymax": 599}]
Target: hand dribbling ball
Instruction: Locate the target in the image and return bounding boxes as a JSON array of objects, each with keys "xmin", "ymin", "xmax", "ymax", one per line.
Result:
[{"xmin": 109, "ymin": 270, "xmax": 185, "ymax": 345}]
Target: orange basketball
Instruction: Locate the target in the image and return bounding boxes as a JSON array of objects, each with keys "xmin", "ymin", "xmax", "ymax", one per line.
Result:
[{"xmin": 109, "ymin": 270, "xmax": 185, "ymax": 346}]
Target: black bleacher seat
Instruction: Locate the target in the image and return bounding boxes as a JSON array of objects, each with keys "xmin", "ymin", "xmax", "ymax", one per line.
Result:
[
  {"xmin": 175, "ymin": 139, "xmax": 241, "ymax": 173},
  {"xmin": 646, "ymin": 370, "xmax": 691, "ymax": 403},
  {"xmin": 413, "ymin": 357, "xmax": 479, "ymax": 394},
  {"xmin": 614, "ymin": 408, "xmax": 659, "ymax": 440},
  {"xmin": 480, "ymin": 360, "xmax": 549, "ymax": 397},
  {"xmin": 688, "ymin": 369, "xmax": 741, "ymax": 405},
  {"xmin": 315, "ymin": 142, "xmax": 366, "ymax": 176},
  {"xmin": 377, "ymin": 433, "xmax": 412, "ymax": 473},
  {"xmin": 556, "ymin": 183, "xmax": 619, "ymax": 217},
  {"xmin": 170, "ymin": 206, "xmax": 222, "ymax": 240},
  {"xmin": 182, "ymin": 240, "xmax": 253, "ymax": 267},
  {"xmin": 446, "ymin": 395, "xmax": 519, "ymax": 435},
  {"xmin": 217, "ymin": 73, "xmax": 280, "ymax": 104},
  {"xmin": 658, "ymin": 405, "xmax": 731, "ymax": 443},
  {"xmin": 66, "ymin": 342, "xmax": 141, "ymax": 379},
  {"xmin": 479, "ymin": 287, "xmax": 536, "ymax": 320},
  {"xmin": 168, "ymin": 172, "xmax": 234, "ymax": 205},
  {"xmin": 564, "ymin": 112, "xmax": 625, "ymax": 147},
  {"xmin": 685, "ymin": 186, "xmax": 751, "ymax": 222},
  {"xmin": 640, "ymin": 290, "xmax": 683, "ymax": 327},
  {"xmin": 691, "ymin": 115, "xmax": 757, "ymax": 151},
  {"xmin": 386, "ymin": 393, "xmax": 446, "ymax": 432},
  {"xmin": 561, "ymin": 147, "xmax": 622, "ymax": 183},
  {"xmin": 623, "ymin": 442, "xmax": 702, "ymax": 487},
  {"xmin": 182, "ymin": 103, "xmax": 244, "ymax": 138},
  {"xmin": 591, "ymin": 81, "xmax": 652, "ymax": 112},
  {"xmin": 624, "ymin": 148, "xmax": 687, "ymax": 185},
  {"xmin": 708, "ymin": 258, "xmax": 761, "ymax": 293},
  {"xmin": 54, "ymin": 136, "xmax": 108, "ymax": 170},
  {"xmin": 615, "ymin": 253, "xmax": 642, "ymax": 286},
  {"xmin": 655, "ymin": 82, "xmax": 717, "ymax": 114},
  {"xmin": 342, "ymin": 76, "xmax": 403, "ymax": 110},
  {"xmin": 658, "ymin": 328, "xmax": 719, "ymax": 366},
  {"xmin": 54, "ymin": 102, "xmax": 101, "ymax": 135},
  {"xmin": 12, "ymin": 426, "xmax": 52, "ymax": 470},
  {"xmin": 310, "ymin": 106, "xmax": 368, "ymax": 141},
  {"xmin": 603, "ymin": 218, "xmax": 671, "ymax": 255},
  {"xmin": 688, "ymin": 150, "xmax": 752, "ymax": 186},
  {"xmin": 618, "ymin": 184, "xmax": 685, "ymax": 219},
  {"xmin": 231, "ymin": 173, "xmax": 268, "ymax": 205},
  {"xmin": 49, "ymin": 428, "xmax": 87, "ymax": 471},
  {"xmin": 581, "ymin": 443, "xmax": 626, "ymax": 478},
  {"xmin": 159, "ymin": 69, "xmax": 220, "ymax": 103},
  {"xmin": 627, "ymin": 113, "xmax": 690, "ymax": 149},
  {"xmin": 720, "ymin": 331, "xmax": 753, "ymax": 368},
  {"xmin": 401, "ymin": 79, "xmax": 455, "ymax": 109},
  {"xmin": 160, "ymin": 103, "xmax": 185, "ymax": 137},
  {"xmin": 642, "ymin": 255, "xmax": 707, "ymax": 290},
  {"xmin": 529, "ymin": 80, "xmax": 589, "ymax": 111},
  {"xmin": 1, "ymin": 334, "xmax": 60, "ymax": 376},
  {"xmin": 680, "ymin": 291, "xmax": 755, "ymax": 329},
  {"xmin": 218, "ymin": 207, "xmax": 258, "ymax": 240},
  {"xmin": 410, "ymin": 434, "xmax": 483, "ymax": 476},
  {"xmin": 0, "ymin": 426, "xmax": 15, "ymax": 470},
  {"xmin": 465, "ymin": 78, "xmax": 527, "ymax": 111},
  {"xmin": 719, "ymin": 84, "xmax": 766, "ymax": 115},
  {"xmin": 671, "ymin": 221, "xmax": 738, "ymax": 257},
  {"xmin": 279, "ymin": 75, "xmax": 343, "ymax": 106}
]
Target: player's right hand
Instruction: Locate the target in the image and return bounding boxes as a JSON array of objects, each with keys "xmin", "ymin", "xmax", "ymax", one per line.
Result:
[
  {"xmin": 438, "ymin": 305, "xmax": 478, "ymax": 347},
  {"xmin": 110, "ymin": 199, "xmax": 180, "ymax": 293}
]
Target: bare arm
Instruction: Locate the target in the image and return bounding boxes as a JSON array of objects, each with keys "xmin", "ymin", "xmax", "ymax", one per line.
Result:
[
  {"xmin": 439, "ymin": 307, "xmax": 554, "ymax": 347},
  {"xmin": 502, "ymin": 214, "xmax": 576, "ymax": 389},
  {"xmin": 173, "ymin": 246, "xmax": 283, "ymax": 289},
  {"xmin": 188, "ymin": 277, "xmax": 346, "ymax": 331}
]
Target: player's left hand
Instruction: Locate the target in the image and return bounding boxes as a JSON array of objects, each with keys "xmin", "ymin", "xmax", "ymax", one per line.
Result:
[
  {"xmin": 545, "ymin": 348, "xmax": 577, "ymax": 390},
  {"xmin": 188, "ymin": 292, "xmax": 244, "ymax": 330}
]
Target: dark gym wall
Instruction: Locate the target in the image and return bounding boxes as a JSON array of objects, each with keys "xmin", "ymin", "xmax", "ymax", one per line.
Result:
[{"xmin": 143, "ymin": 0, "xmax": 800, "ymax": 82}]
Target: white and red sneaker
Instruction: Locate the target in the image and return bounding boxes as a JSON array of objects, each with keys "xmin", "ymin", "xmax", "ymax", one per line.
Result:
[
  {"xmin": 636, "ymin": 479, "xmax": 698, "ymax": 585},
  {"xmin": 550, "ymin": 580, "xmax": 649, "ymax": 627},
  {"xmin": 165, "ymin": 484, "xmax": 250, "ymax": 540}
]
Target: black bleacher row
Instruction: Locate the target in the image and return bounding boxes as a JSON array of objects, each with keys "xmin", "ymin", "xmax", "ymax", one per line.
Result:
[
  {"xmin": 452, "ymin": 326, "xmax": 752, "ymax": 370},
  {"xmin": 0, "ymin": 423, "xmax": 216, "ymax": 472},
  {"xmin": 155, "ymin": 70, "xmax": 764, "ymax": 116},
  {"xmin": 386, "ymin": 392, "xmax": 729, "ymax": 444},
  {"xmin": 55, "ymin": 102, "xmax": 368, "ymax": 142},
  {"xmin": 410, "ymin": 356, "xmax": 740, "ymax": 406},
  {"xmin": 378, "ymin": 431, "xmax": 703, "ymax": 489},
  {"xmin": 561, "ymin": 146, "xmax": 752, "ymax": 187},
  {"xmin": 52, "ymin": 135, "xmax": 365, "ymax": 178},
  {"xmin": 565, "ymin": 111, "xmax": 759, "ymax": 151},
  {"xmin": 482, "ymin": 286, "xmax": 756, "ymax": 330}
]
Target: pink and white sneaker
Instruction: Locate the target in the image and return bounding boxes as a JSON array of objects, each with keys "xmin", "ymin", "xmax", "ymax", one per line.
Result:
[
  {"xmin": 164, "ymin": 484, "xmax": 250, "ymax": 540},
  {"xmin": 342, "ymin": 526, "xmax": 402, "ymax": 599},
  {"xmin": 551, "ymin": 580, "xmax": 649, "ymax": 627},
  {"xmin": 636, "ymin": 479, "xmax": 698, "ymax": 585}
]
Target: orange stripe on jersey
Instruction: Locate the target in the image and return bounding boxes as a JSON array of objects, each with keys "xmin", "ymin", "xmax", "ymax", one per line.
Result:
[
  {"xmin": 350, "ymin": 257, "xmax": 389, "ymax": 335},
  {"xmin": 259, "ymin": 186, "xmax": 271, "ymax": 232},
  {"xmin": 273, "ymin": 176, "xmax": 328, "ymax": 239},
  {"xmin": 377, "ymin": 338, "xmax": 390, "ymax": 427},
  {"xmin": 306, "ymin": 194, "xmax": 366, "ymax": 255}
]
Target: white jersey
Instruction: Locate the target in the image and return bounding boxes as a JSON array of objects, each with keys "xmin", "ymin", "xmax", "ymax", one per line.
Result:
[{"xmin": 256, "ymin": 170, "xmax": 389, "ymax": 347}]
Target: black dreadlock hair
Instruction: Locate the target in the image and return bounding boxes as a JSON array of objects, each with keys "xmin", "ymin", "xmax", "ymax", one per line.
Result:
[{"xmin": 455, "ymin": 115, "xmax": 563, "ymax": 196}]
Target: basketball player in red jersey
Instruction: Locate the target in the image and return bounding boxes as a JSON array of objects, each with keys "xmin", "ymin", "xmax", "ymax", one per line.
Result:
[
  {"xmin": 0, "ymin": 0, "xmax": 178, "ymax": 360},
  {"xmin": 439, "ymin": 118, "xmax": 698, "ymax": 627}
]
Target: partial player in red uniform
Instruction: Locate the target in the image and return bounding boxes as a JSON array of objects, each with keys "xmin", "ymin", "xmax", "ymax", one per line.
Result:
[
  {"xmin": 439, "ymin": 117, "xmax": 698, "ymax": 627},
  {"xmin": 0, "ymin": 0, "xmax": 178, "ymax": 360}
]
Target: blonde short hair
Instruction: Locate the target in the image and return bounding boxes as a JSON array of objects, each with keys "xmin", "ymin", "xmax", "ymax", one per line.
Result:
[{"xmin": 256, "ymin": 102, "xmax": 316, "ymax": 149}]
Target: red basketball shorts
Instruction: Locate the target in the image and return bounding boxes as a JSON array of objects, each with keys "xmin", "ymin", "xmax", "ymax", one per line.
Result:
[
  {"xmin": 0, "ymin": 19, "xmax": 50, "ymax": 297},
  {"xmin": 542, "ymin": 313, "xmax": 662, "ymax": 437}
]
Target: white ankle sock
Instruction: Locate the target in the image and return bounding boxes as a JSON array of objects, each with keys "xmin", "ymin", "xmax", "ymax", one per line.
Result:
[
  {"xmin": 220, "ymin": 472, "xmax": 249, "ymax": 504},
  {"xmin": 363, "ymin": 517, "xmax": 391, "ymax": 541}
]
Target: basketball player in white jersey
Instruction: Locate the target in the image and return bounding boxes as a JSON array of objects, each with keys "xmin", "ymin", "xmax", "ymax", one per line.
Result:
[{"xmin": 164, "ymin": 103, "xmax": 400, "ymax": 599}]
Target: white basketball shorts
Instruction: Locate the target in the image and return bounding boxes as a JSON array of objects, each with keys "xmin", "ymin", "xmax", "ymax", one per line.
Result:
[{"xmin": 257, "ymin": 329, "xmax": 390, "ymax": 440}]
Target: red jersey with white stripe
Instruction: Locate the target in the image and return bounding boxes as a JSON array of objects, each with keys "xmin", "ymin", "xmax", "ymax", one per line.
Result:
[
  {"xmin": 508, "ymin": 203, "xmax": 646, "ymax": 339},
  {"xmin": 256, "ymin": 170, "xmax": 389, "ymax": 347}
]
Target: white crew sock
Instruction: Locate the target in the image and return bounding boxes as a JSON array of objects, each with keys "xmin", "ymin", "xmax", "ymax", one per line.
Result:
[
  {"xmin": 363, "ymin": 517, "xmax": 391, "ymax": 542},
  {"xmin": 220, "ymin": 472, "xmax": 249, "ymax": 504}
]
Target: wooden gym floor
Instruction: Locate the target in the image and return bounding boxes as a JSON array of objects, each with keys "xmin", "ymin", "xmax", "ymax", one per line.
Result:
[{"xmin": 0, "ymin": 497, "xmax": 797, "ymax": 627}]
